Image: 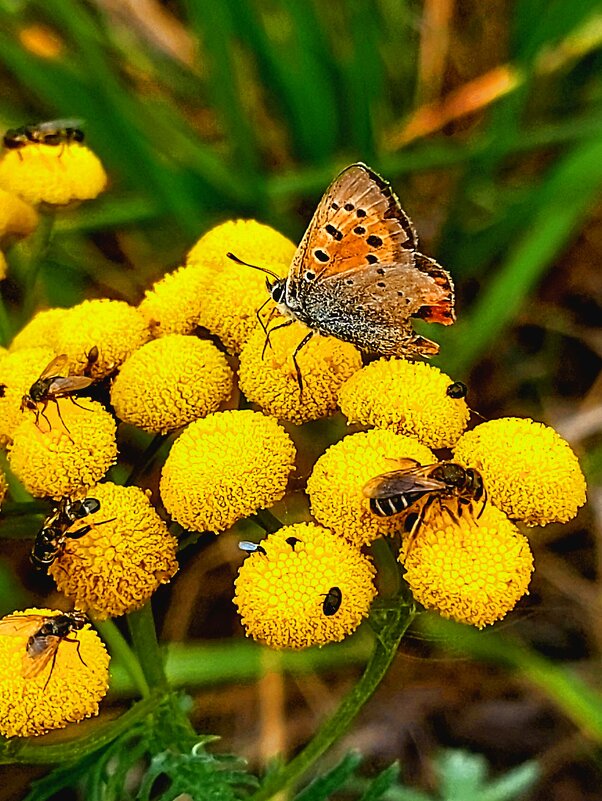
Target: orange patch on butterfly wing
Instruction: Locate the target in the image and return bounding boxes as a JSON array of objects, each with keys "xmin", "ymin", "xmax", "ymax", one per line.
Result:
[
  {"xmin": 290, "ymin": 163, "xmax": 417, "ymax": 281},
  {"xmin": 412, "ymin": 253, "xmax": 455, "ymax": 325}
]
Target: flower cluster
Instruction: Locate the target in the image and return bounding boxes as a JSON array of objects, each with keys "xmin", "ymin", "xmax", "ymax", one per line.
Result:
[{"xmin": 0, "ymin": 136, "xmax": 589, "ymax": 738}]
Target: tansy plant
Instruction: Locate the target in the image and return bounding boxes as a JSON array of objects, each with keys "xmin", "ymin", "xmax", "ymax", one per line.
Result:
[{"xmin": 0, "ymin": 138, "xmax": 588, "ymax": 800}]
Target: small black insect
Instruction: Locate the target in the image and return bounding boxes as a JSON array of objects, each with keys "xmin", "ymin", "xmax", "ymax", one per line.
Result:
[
  {"xmin": 3, "ymin": 120, "xmax": 84, "ymax": 150},
  {"xmin": 322, "ymin": 587, "xmax": 343, "ymax": 616},
  {"xmin": 446, "ymin": 381, "xmax": 468, "ymax": 399},
  {"xmin": 21, "ymin": 353, "xmax": 94, "ymax": 432},
  {"xmin": 239, "ymin": 541, "xmax": 267, "ymax": 556}
]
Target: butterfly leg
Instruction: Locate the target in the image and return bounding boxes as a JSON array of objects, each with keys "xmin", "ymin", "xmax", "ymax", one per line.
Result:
[
  {"xmin": 291, "ymin": 330, "xmax": 314, "ymax": 393},
  {"xmin": 261, "ymin": 319, "xmax": 294, "ymax": 359},
  {"xmin": 255, "ymin": 296, "xmax": 274, "ymax": 338}
]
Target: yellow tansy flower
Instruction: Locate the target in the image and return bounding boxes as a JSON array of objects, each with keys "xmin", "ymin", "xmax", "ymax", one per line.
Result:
[
  {"xmin": 0, "ymin": 186, "xmax": 38, "ymax": 241},
  {"xmin": 307, "ymin": 429, "xmax": 435, "ymax": 547},
  {"xmin": 111, "ymin": 334, "xmax": 234, "ymax": 433},
  {"xmin": 239, "ymin": 321, "xmax": 362, "ymax": 424},
  {"xmin": 9, "ymin": 398, "xmax": 117, "ymax": 498},
  {"xmin": 50, "ymin": 483, "xmax": 178, "ymax": 619},
  {"xmin": 234, "ymin": 523, "xmax": 376, "ymax": 649},
  {"xmin": 53, "ymin": 298, "xmax": 150, "ymax": 379},
  {"xmin": 0, "ymin": 607, "xmax": 109, "ymax": 737},
  {"xmin": 187, "ymin": 219, "xmax": 296, "ymax": 354},
  {"xmin": 339, "ymin": 358, "xmax": 470, "ymax": 449},
  {"xmin": 402, "ymin": 506, "xmax": 533, "ymax": 628},
  {"xmin": 453, "ymin": 417, "xmax": 587, "ymax": 526},
  {"xmin": 0, "ymin": 250, "xmax": 6, "ymax": 281},
  {"xmin": 0, "ymin": 141, "xmax": 107, "ymax": 205},
  {"xmin": 139, "ymin": 263, "xmax": 206, "ymax": 338},
  {"xmin": 0, "ymin": 345, "xmax": 56, "ymax": 445},
  {"xmin": 9, "ymin": 307, "xmax": 68, "ymax": 351},
  {"xmin": 161, "ymin": 409, "xmax": 296, "ymax": 532}
]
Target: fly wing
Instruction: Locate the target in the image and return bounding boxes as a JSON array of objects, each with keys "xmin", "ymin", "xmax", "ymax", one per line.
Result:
[
  {"xmin": 0, "ymin": 615, "xmax": 46, "ymax": 637},
  {"xmin": 46, "ymin": 376, "xmax": 93, "ymax": 395},
  {"xmin": 22, "ymin": 635, "xmax": 60, "ymax": 678},
  {"xmin": 39, "ymin": 354, "xmax": 69, "ymax": 380}
]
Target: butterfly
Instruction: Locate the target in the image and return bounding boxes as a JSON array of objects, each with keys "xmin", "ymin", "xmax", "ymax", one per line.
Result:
[{"xmin": 228, "ymin": 163, "xmax": 455, "ymax": 388}]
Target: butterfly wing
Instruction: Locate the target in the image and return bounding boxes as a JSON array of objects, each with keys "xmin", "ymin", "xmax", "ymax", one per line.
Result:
[{"xmin": 286, "ymin": 163, "xmax": 454, "ymax": 355}]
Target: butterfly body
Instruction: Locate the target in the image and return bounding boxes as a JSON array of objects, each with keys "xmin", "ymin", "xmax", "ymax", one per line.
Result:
[{"xmin": 267, "ymin": 163, "xmax": 455, "ymax": 359}]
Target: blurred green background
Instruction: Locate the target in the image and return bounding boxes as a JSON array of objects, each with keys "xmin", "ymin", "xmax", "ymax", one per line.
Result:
[{"xmin": 0, "ymin": 1, "xmax": 601, "ymax": 799}]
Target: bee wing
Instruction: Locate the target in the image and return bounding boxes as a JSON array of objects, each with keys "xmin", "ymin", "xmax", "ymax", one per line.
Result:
[
  {"xmin": 0, "ymin": 615, "xmax": 47, "ymax": 637},
  {"xmin": 22, "ymin": 635, "xmax": 61, "ymax": 678},
  {"xmin": 363, "ymin": 466, "xmax": 445, "ymax": 498},
  {"xmin": 36, "ymin": 119, "xmax": 84, "ymax": 131},
  {"xmin": 39, "ymin": 354, "xmax": 69, "ymax": 380},
  {"xmin": 47, "ymin": 376, "xmax": 93, "ymax": 395}
]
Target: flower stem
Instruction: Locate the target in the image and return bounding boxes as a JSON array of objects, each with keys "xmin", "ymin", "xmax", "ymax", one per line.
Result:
[
  {"xmin": 251, "ymin": 508, "xmax": 283, "ymax": 534},
  {"xmin": 127, "ymin": 601, "xmax": 168, "ymax": 691},
  {"xmin": 19, "ymin": 210, "xmax": 56, "ymax": 324},
  {"xmin": 125, "ymin": 433, "xmax": 169, "ymax": 487},
  {"xmin": 250, "ymin": 601, "xmax": 416, "ymax": 801},
  {"xmin": 93, "ymin": 616, "xmax": 150, "ymax": 697}
]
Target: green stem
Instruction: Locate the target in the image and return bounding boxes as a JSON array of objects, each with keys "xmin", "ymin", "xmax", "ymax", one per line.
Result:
[
  {"xmin": 127, "ymin": 602, "xmax": 168, "ymax": 691},
  {"xmin": 250, "ymin": 601, "xmax": 416, "ymax": 801},
  {"xmin": 0, "ymin": 296, "xmax": 11, "ymax": 346},
  {"xmin": 20, "ymin": 211, "xmax": 56, "ymax": 324},
  {"xmin": 250, "ymin": 508, "xmax": 283, "ymax": 534},
  {"xmin": 124, "ymin": 433, "xmax": 169, "ymax": 487},
  {"xmin": 93, "ymin": 617, "xmax": 150, "ymax": 697},
  {"xmin": 0, "ymin": 692, "xmax": 160, "ymax": 765}
]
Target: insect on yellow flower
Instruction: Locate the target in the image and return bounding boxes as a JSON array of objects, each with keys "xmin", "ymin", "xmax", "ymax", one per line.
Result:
[
  {"xmin": 234, "ymin": 523, "xmax": 377, "ymax": 649},
  {"xmin": 0, "ymin": 607, "xmax": 109, "ymax": 737}
]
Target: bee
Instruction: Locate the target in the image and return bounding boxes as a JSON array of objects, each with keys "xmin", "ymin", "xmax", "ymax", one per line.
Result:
[
  {"xmin": 21, "ymin": 353, "xmax": 94, "ymax": 432},
  {"xmin": 3, "ymin": 120, "xmax": 84, "ymax": 150},
  {"xmin": 322, "ymin": 586, "xmax": 342, "ymax": 616},
  {"xmin": 0, "ymin": 610, "xmax": 88, "ymax": 688},
  {"xmin": 363, "ymin": 458, "xmax": 487, "ymax": 553},
  {"xmin": 31, "ymin": 496, "xmax": 112, "ymax": 573}
]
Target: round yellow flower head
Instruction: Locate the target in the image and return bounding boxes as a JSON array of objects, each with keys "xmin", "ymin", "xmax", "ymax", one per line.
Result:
[
  {"xmin": 161, "ymin": 409, "xmax": 296, "ymax": 532},
  {"xmin": 9, "ymin": 307, "xmax": 69, "ymax": 351},
  {"xmin": 54, "ymin": 299, "xmax": 150, "ymax": 379},
  {"xmin": 0, "ymin": 140, "xmax": 107, "ymax": 206},
  {"xmin": 187, "ymin": 219, "xmax": 296, "ymax": 354},
  {"xmin": 139, "ymin": 263, "xmax": 206, "ymax": 338},
  {"xmin": 111, "ymin": 334, "xmax": 234, "ymax": 433},
  {"xmin": 0, "ymin": 186, "xmax": 38, "ymax": 242},
  {"xmin": 307, "ymin": 428, "xmax": 435, "ymax": 547},
  {"xmin": 9, "ymin": 398, "xmax": 117, "ymax": 498},
  {"xmin": 50, "ymin": 483, "xmax": 178, "ymax": 619},
  {"xmin": 234, "ymin": 523, "xmax": 377, "ymax": 649},
  {"xmin": 402, "ymin": 506, "xmax": 533, "ymax": 628},
  {"xmin": 453, "ymin": 417, "xmax": 587, "ymax": 526},
  {"xmin": 0, "ymin": 345, "xmax": 56, "ymax": 445},
  {"xmin": 0, "ymin": 607, "xmax": 109, "ymax": 737},
  {"xmin": 239, "ymin": 322, "xmax": 362, "ymax": 424},
  {"xmin": 339, "ymin": 358, "xmax": 470, "ymax": 449}
]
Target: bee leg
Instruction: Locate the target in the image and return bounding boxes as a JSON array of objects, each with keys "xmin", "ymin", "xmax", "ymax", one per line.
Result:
[
  {"xmin": 477, "ymin": 487, "xmax": 488, "ymax": 520},
  {"xmin": 403, "ymin": 497, "xmax": 433, "ymax": 558},
  {"xmin": 291, "ymin": 330, "xmax": 314, "ymax": 393},
  {"xmin": 261, "ymin": 319, "xmax": 293, "ymax": 359}
]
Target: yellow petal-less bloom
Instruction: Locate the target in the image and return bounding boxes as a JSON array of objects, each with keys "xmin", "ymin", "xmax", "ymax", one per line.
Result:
[
  {"xmin": 187, "ymin": 219, "xmax": 296, "ymax": 354},
  {"xmin": 111, "ymin": 335, "xmax": 234, "ymax": 433},
  {"xmin": 307, "ymin": 429, "xmax": 435, "ymax": 547},
  {"xmin": 50, "ymin": 483, "xmax": 178, "ymax": 619},
  {"xmin": 234, "ymin": 523, "xmax": 376, "ymax": 649},
  {"xmin": 0, "ymin": 607, "xmax": 109, "ymax": 737},
  {"xmin": 9, "ymin": 398, "xmax": 117, "ymax": 498},
  {"xmin": 453, "ymin": 417, "xmax": 587, "ymax": 526},
  {"xmin": 161, "ymin": 410, "xmax": 296, "ymax": 532},
  {"xmin": 139, "ymin": 263, "xmax": 206, "ymax": 338},
  {"xmin": 0, "ymin": 143, "xmax": 107, "ymax": 206},
  {"xmin": 402, "ymin": 506, "xmax": 533, "ymax": 628},
  {"xmin": 9, "ymin": 307, "xmax": 68, "ymax": 351},
  {"xmin": 339, "ymin": 358, "xmax": 470, "ymax": 449},
  {"xmin": 239, "ymin": 322, "xmax": 362, "ymax": 424},
  {"xmin": 0, "ymin": 186, "xmax": 38, "ymax": 241},
  {"xmin": 0, "ymin": 345, "xmax": 56, "ymax": 445},
  {"xmin": 54, "ymin": 299, "xmax": 150, "ymax": 379}
]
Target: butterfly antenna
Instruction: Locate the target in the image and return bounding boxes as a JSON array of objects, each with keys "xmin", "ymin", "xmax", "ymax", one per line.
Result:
[{"xmin": 226, "ymin": 252, "xmax": 280, "ymax": 281}]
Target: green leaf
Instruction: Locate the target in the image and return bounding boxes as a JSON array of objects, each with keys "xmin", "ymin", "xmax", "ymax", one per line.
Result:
[
  {"xmin": 294, "ymin": 751, "xmax": 363, "ymax": 801},
  {"xmin": 358, "ymin": 762, "xmax": 401, "ymax": 801}
]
